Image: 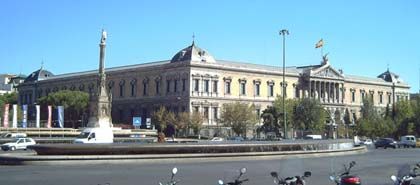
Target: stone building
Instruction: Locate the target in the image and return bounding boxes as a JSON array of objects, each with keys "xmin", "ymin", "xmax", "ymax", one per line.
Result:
[{"xmin": 17, "ymin": 41, "xmax": 410, "ymax": 134}]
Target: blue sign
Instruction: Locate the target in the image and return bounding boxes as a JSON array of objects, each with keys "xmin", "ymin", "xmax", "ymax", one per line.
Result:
[{"xmin": 133, "ymin": 117, "xmax": 142, "ymax": 126}]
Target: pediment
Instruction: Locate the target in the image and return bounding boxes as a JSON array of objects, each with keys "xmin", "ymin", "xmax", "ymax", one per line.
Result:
[{"xmin": 311, "ymin": 65, "xmax": 344, "ymax": 79}]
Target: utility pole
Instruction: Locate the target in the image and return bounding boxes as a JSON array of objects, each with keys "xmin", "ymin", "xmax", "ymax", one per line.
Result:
[{"xmin": 279, "ymin": 29, "xmax": 289, "ymax": 139}]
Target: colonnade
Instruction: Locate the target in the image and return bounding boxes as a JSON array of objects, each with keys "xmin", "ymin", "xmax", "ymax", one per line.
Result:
[{"xmin": 308, "ymin": 80, "xmax": 344, "ymax": 103}]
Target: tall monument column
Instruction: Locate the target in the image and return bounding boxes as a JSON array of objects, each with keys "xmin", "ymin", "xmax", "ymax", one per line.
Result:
[{"xmin": 87, "ymin": 30, "xmax": 113, "ymax": 128}]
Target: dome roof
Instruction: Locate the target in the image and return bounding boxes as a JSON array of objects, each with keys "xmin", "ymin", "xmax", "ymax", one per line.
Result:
[
  {"xmin": 171, "ymin": 42, "xmax": 216, "ymax": 63},
  {"xmin": 24, "ymin": 68, "xmax": 54, "ymax": 83},
  {"xmin": 377, "ymin": 70, "xmax": 404, "ymax": 83}
]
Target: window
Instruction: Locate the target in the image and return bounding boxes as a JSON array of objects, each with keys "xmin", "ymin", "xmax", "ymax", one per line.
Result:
[
  {"xmin": 166, "ymin": 80, "xmax": 171, "ymax": 93},
  {"xmin": 130, "ymin": 80, "xmax": 136, "ymax": 97},
  {"xmin": 256, "ymin": 109, "xmax": 261, "ymax": 120},
  {"xmin": 295, "ymin": 86, "xmax": 299, "ymax": 98},
  {"xmin": 225, "ymin": 81, "xmax": 231, "ymax": 94},
  {"xmin": 351, "ymin": 91, "xmax": 355, "ymax": 102},
  {"xmin": 379, "ymin": 94, "xmax": 383, "ymax": 104},
  {"xmin": 174, "ymin": 80, "xmax": 178, "ymax": 93},
  {"xmin": 203, "ymin": 107, "xmax": 209, "ymax": 121},
  {"xmin": 155, "ymin": 81, "xmax": 160, "ymax": 94},
  {"xmin": 254, "ymin": 83, "xmax": 260, "ymax": 96},
  {"xmin": 269, "ymin": 84, "xmax": 274, "ymax": 97},
  {"xmin": 361, "ymin": 92, "xmax": 365, "ymax": 102},
  {"xmin": 194, "ymin": 79, "xmax": 199, "ymax": 92},
  {"xmin": 119, "ymin": 84, "xmax": 124, "ymax": 97},
  {"xmin": 193, "ymin": 106, "xmax": 199, "ymax": 113},
  {"xmin": 388, "ymin": 94, "xmax": 392, "ymax": 104},
  {"xmin": 143, "ymin": 82, "xmax": 147, "ymax": 96},
  {"xmin": 212, "ymin": 81, "xmax": 218, "ymax": 93},
  {"xmin": 204, "ymin": 80, "xmax": 209, "ymax": 92},
  {"xmin": 212, "ymin": 107, "xmax": 218, "ymax": 121},
  {"xmin": 240, "ymin": 82, "xmax": 246, "ymax": 95},
  {"xmin": 182, "ymin": 79, "xmax": 186, "ymax": 92}
]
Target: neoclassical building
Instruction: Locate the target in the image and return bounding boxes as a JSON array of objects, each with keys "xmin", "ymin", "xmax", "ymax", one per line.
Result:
[{"xmin": 17, "ymin": 40, "xmax": 410, "ymax": 132}]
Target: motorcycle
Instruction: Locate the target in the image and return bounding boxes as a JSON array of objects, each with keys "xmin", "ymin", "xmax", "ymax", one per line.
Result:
[
  {"xmin": 218, "ymin": 167, "xmax": 249, "ymax": 185},
  {"xmin": 390, "ymin": 163, "xmax": 420, "ymax": 185},
  {"xmin": 270, "ymin": 171, "xmax": 312, "ymax": 185},
  {"xmin": 159, "ymin": 167, "xmax": 180, "ymax": 185},
  {"xmin": 329, "ymin": 161, "xmax": 361, "ymax": 185}
]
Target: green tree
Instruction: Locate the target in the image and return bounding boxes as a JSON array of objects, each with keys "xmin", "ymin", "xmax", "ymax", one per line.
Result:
[
  {"xmin": 261, "ymin": 96, "xmax": 298, "ymax": 137},
  {"xmin": 393, "ymin": 100, "xmax": 414, "ymax": 137},
  {"xmin": 0, "ymin": 92, "xmax": 18, "ymax": 121},
  {"xmin": 293, "ymin": 98, "xmax": 327, "ymax": 133},
  {"xmin": 411, "ymin": 97, "xmax": 420, "ymax": 135},
  {"xmin": 357, "ymin": 99, "xmax": 395, "ymax": 138},
  {"xmin": 220, "ymin": 102, "xmax": 257, "ymax": 137},
  {"xmin": 189, "ymin": 111, "xmax": 203, "ymax": 136},
  {"xmin": 151, "ymin": 106, "xmax": 175, "ymax": 133},
  {"xmin": 37, "ymin": 90, "xmax": 89, "ymax": 128}
]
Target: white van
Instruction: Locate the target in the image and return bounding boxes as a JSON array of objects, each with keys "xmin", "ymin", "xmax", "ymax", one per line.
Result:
[
  {"xmin": 0, "ymin": 132, "xmax": 27, "ymax": 138},
  {"xmin": 73, "ymin": 128, "xmax": 114, "ymax": 144},
  {"xmin": 399, "ymin": 135, "xmax": 416, "ymax": 148},
  {"xmin": 304, "ymin": 134, "xmax": 322, "ymax": 140}
]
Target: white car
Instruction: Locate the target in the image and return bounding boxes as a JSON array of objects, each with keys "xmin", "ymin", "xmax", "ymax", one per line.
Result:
[
  {"xmin": 362, "ymin": 139, "xmax": 373, "ymax": 145},
  {"xmin": 210, "ymin": 137, "xmax": 225, "ymax": 142},
  {"xmin": 1, "ymin": 138, "xmax": 36, "ymax": 151}
]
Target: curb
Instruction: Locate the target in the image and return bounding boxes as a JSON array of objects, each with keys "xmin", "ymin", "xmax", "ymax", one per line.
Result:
[{"xmin": 0, "ymin": 146, "xmax": 367, "ymax": 165}]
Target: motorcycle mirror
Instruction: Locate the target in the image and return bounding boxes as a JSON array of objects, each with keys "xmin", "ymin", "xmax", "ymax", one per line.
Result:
[
  {"xmin": 240, "ymin": 168, "xmax": 247, "ymax": 175},
  {"xmin": 329, "ymin": 176, "xmax": 335, "ymax": 181},
  {"xmin": 304, "ymin": 171, "xmax": 312, "ymax": 177},
  {"xmin": 172, "ymin": 167, "xmax": 178, "ymax": 175},
  {"xmin": 218, "ymin": 180, "xmax": 224, "ymax": 185},
  {"xmin": 350, "ymin": 161, "xmax": 356, "ymax": 167},
  {"xmin": 391, "ymin": 175, "xmax": 397, "ymax": 182},
  {"xmin": 270, "ymin": 172, "xmax": 279, "ymax": 178},
  {"xmin": 159, "ymin": 182, "xmax": 163, "ymax": 185}
]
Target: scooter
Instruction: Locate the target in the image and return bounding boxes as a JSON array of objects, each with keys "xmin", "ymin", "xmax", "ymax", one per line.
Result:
[
  {"xmin": 159, "ymin": 167, "xmax": 180, "ymax": 185},
  {"xmin": 218, "ymin": 167, "xmax": 249, "ymax": 185},
  {"xmin": 329, "ymin": 161, "xmax": 361, "ymax": 185},
  {"xmin": 390, "ymin": 163, "xmax": 420, "ymax": 185},
  {"xmin": 270, "ymin": 171, "xmax": 312, "ymax": 185}
]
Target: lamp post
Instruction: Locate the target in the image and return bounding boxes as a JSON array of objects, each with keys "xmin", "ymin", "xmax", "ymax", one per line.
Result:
[{"xmin": 279, "ymin": 29, "xmax": 289, "ymax": 139}]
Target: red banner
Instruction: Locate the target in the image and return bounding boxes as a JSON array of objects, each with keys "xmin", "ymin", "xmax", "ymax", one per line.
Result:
[
  {"xmin": 3, "ymin": 104, "xmax": 9, "ymax": 128},
  {"xmin": 47, "ymin": 105, "xmax": 52, "ymax": 128}
]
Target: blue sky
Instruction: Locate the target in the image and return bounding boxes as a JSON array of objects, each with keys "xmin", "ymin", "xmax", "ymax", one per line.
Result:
[{"xmin": 1, "ymin": 0, "xmax": 419, "ymax": 92}]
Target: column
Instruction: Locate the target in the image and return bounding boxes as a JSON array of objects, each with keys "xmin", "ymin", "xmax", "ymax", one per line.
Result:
[
  {"xmin": 318, "ymin": 81, "xmax": 322, "ymax": 101},
  {"xmin": 333, "ymin": 83, "xmax": 337, "ymax": 103},
  {"xmin": 309, "ymin": 80, "xmax": 312, "ymax": 98}
]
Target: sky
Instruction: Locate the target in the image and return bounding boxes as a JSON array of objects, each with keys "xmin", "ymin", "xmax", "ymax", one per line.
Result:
[{"xmin": 1, "ymin": 0, "xmax": 419, "ymax": 92}]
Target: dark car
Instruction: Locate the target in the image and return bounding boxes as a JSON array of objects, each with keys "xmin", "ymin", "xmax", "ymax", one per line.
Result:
[{"xmin": 374, "ymin": 138, "xmax": 397, "ymax": 149}]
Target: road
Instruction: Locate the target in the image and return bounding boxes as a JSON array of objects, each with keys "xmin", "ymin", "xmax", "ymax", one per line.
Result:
[{"xmin": 0, "ymin": 147, "xmax": 419, "ymax": 185}]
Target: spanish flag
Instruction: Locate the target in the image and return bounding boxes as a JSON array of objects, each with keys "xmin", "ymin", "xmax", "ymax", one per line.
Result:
[{"xmin": 315, "ymin": 39, "xmax": 324, "ymax": 48}]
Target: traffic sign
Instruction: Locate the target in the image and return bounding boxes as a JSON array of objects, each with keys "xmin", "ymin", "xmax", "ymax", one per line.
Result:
[{"xmin": 133, "ymin": 117, "xmax": 142, "ymax": 126}]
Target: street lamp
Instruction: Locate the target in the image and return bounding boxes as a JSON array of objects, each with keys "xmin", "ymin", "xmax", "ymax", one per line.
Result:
[{"xmin": 279, "ymin": 29, "xmax": 289, "ymax": 139}]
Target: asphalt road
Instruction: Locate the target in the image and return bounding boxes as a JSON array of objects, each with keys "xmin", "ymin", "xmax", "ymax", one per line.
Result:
[{"xmin": 0, "ymin": 147, "xmax": 419, "ymax": 185}]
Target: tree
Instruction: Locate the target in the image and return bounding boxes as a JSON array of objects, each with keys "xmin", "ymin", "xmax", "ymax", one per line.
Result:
[
  {"xmin": 393, "ymin": 100, "xmax": 414, "ymax": 137},
  {"xmin": 189, "ymin": 111, "xmax": 203, "ymax": 136},
  {"xmin": 151, "ymin": 106, "xmax": 175, "ymax": 133},
  {"xmin": 37, "ymin": 90, "xmax": 89, "ymax": 128},
  {"xmin": 0, "ymin": 92, "xmax": 18, "ymax": 121},
  {"xmin": 357, "ymin": 98, "xmax": 395, "ymax": 138},
  {"xmin": 261, "ymin": 96, "xmax": 298, "ymax": 137},
  {"xmin": 293, "ymin": 98, "xmax": 327, "ymax": 133},
  {"xmin": 220, "ymin": 102, "xmax": 257, "ymax": 137}
]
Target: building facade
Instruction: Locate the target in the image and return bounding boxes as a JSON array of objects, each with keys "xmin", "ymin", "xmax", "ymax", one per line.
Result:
[{"xmin": 17, "ymin": 41, "xmax": 410, "ymax": 132}]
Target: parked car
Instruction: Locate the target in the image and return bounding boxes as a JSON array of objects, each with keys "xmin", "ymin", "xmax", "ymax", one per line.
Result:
[
  {"xmin": 1, "ymin": 137, "xmax": 36, "ymax": 151},
  {"xmin": 362, "ymin": 139, "xmax": 373, "ymax": 145},
  {"xmin": 304, "ymin": 134, "xmax": 322, "ymax": 140},
  {"xmin": 374, "ymin": 138, "xmax": 397, "ymax": 149},
  {"xmin": 0, "ymin": 132, "xmax": 27, "ymax": 138},
  {"xmin": 210, "ymin": 137, "xmax": 225, "ymax": 142},
  {"xmin": 399, "ymin": 135, "xmax": 416, "ymax": 148},
  {"xmin": 228, "ymin": 136, "xmax": 245, "ymax": 142}
]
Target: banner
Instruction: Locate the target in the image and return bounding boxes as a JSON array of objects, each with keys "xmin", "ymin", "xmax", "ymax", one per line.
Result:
[
  {"xmin": 3, "ymin": 104, "xmax": 9, "ymax": 128},
  {"xmin": 58, "ymin": 106, "xmax": 64, "ymax": 128},
  {"xmin": 47, "ymin": 105, "xmax": 52, "ymax": 128},
  {"xmin": 12, "ymin": 104, "xmax": 17, "ymax": 128},
  {"xmin": 22, "ymin": 104, "xmax": 28, "ymax": 128},
  {"xmin": 36, "ymin": 105, "xmax": 40, "ymax": 128}
]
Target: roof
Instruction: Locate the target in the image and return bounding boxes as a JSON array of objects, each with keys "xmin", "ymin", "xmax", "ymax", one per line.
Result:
[
  {"xmin": 24, "ymin": 68, "xmax": 54, "ymax": 83},
  {"xmin": 171, "ymin": 42, "xmax": 216, "ymax": 63}
]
